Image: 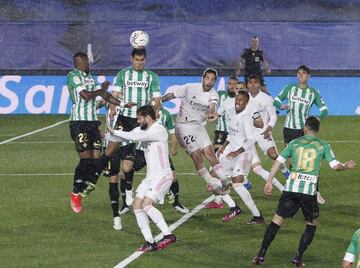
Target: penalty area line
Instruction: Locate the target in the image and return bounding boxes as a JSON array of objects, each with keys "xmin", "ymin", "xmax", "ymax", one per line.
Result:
[
  {"xmin": 113, "ymin": 195, "xmax": 215, "ymax": 268},
  {"xmin": 0, "ymin": 119, "xmax": 70, "ymax": 145}
]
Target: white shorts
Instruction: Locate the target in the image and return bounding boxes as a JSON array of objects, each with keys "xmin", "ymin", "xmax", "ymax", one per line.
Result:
[
  {"xmin": 135, "ymin": 172, "xmax": 173, "ymax": 204},
  {"xmin": 219, "ymin": 145, "xmax": 253, "ymax": 178},
  {"xmin": 254, "ymin": 132, "xmax": 276, "ymax": 154},
  {"xmin": 175, "ymin": 122, "xmax": 212, "ymax": 154}
]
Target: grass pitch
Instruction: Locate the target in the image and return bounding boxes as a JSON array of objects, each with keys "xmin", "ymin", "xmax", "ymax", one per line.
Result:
[{"xmin": 0, "ymin": 115, "xmax": 359, "ymax": 268}]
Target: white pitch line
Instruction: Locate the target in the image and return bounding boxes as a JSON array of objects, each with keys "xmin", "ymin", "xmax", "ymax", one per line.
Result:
[
  {"xmin": 114, "ymin": 195, "xmax": 215, "ymax": 268},
  {"xmin": 0, "ymin": 119, "xmax": 70, "ymax": 145},
  {"xmin": 0, "ymin": 172, "xmax": 199, "ymax": 176}
]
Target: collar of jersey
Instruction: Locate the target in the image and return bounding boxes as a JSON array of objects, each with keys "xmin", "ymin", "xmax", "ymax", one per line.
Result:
[{"xmin": 74, "ymin": 68, "xmax": 88, "ymax": 76}]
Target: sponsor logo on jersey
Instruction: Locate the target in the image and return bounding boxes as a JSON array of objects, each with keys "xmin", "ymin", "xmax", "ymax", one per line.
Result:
[
  {"xmin": 189, "ymin": 100, "xmax": 208, "ymax": 112},
  {"xmin": 84, "ymin": 77, "xmax": 95, "ymax": 85},
  {"xmin": 290, "ymin": 95, "xmax": 310, "ymax": 105},
  {"xmin": 126, "ymin": 80, "xmax": 149, "ymax": 88}
]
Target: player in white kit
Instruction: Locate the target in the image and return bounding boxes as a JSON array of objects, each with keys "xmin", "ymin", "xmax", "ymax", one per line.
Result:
[
  {"xmin": 107, "ymin": 105, "xmax": 177, "ymax": 252},
  {"xmin": 161, "ymin": 68, "xmax": 230, "ymax": 193},
  {"xmin": 246, "ymin": 74, "xmax": 289, "ymax": 191},
  {"xmin": 217, "ymin": 91, "xmax": 265, "ymax": 224}
]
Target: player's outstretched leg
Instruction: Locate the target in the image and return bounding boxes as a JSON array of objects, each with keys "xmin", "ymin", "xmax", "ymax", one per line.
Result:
[
  {"xmin": 221, "ymin": 194, "xmax": 242, "ymax": 222},
  {"xmin": 170, "ymin": 180, "xmax": 189, "ymax": 214},
  {"xmin": 143, "ymin": 204, "xmax": 177, "ymax": 250}
]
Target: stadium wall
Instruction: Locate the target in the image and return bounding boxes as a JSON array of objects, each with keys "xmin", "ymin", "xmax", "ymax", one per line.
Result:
[{"xmin": 0, "ymin": 75, "xmax": 359, "ymax": 116}]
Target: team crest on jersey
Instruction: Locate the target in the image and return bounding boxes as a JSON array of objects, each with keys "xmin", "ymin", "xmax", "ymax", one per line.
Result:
[
  {"xmin": 73, "ymin": 76, "xmax": 81, "ymax": 85},
  {"xmin": 255, "ymin": 57, "xmax": 260, "ymax": 62}
]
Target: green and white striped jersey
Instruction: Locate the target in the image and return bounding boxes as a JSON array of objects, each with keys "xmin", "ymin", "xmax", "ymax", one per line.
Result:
[
  {"xmin": 277, "ymin": 135, "xmax": 338, "ymax": 195},
  {"xmin": 113, "ymin": 67, "xmax": 160, "ymax": 118},
  {"xmin": 344, "ymin": 228, "xmax": 360, "ymax": 268},
  {"xmin": 215, "ymin": 91, "xmax": 228, "ymax": 132},
  {"xmin": 67, "ymin": 69, "xmax": 100, "ymax": 121},
  {"xmin": 159, "ymin": 108, "xmax": 175, "ymax": 134},
  {"xmin": 273, "ymin": 84, "xmax": 328, "ymax": 129}
]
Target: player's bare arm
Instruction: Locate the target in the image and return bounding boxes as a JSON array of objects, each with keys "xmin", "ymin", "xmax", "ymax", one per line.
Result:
[
  {"xmin": 79, "ymin": 83, "xmax": 106, "ymax": 101},
  {"xmin": 333, "ymin": 160, "xmax": 357, "ymax": 171},
  {"xmin": 170, "ymin": 133, "xmax": 177, "ymax": 156},
  {"xmin": 207, "ymin": 112, "xmax": 219, "ymax": 123},
  {"xmin": 161, "ymin": 92, "xmax": 175, "ymax": 102},
  {"xmin": 226, "ymin": 147, "xmax": 245, "ymax": 160},
  {"xmin": 261, "ymin": 126, "xmax": 272, "ymax": 140},
  {"xmin": 264, "ymin": 160, "xmax": 282, "ymax": 195},
  {"xmin": 216, "ymin": 140, "xmax": 229, "ymax": 157},
  {"xmin": 151, "ymin": 96, "xmax": 162, "ymax": 112},
  {"xmin": 100, "ymin": 92, "xmax": 121, "ymax": 107},
  {"xmin": 207, "ymin": 102, "xmax": 217, "ymax": 119}
]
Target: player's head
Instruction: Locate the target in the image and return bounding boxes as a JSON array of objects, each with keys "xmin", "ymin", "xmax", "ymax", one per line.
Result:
[
  {"xmin": 304, "ymin": 116, "xmax": 320, "ymax": 134},
  {"xmin": 202, "ymin": 68, "xmax": 218, "ymax": 92},
  {"xmin": 235, "ymin": 81, "xmax": 247, "ymax": 94},
  {"xmin": 227, "ymin": 76, "xmax": 239, "ymax": 97},
  {"xmin": 297, "ymin": 65, "xmax": 311, "ymax": 84},
  {"xmin": 73, "ymin": 52, "xmax": 89, "ymax": 73},
  {"xmin": 246, "ymin": 74, "xmax": 261, "ymax": 94},
  {"xmin": 250, "ymin": 36, "xmax": 259, "ymax": 50},
  {"xmin": 131, "ymin": 48, "xmax": 147, "ymax": 71},
  {"xmin": 235, "ymin": 90, "xmax": 249, "ymax": 113},
  {"xmin": 137, "ymin": 104, "xmax": 156, "ymax": 130}
]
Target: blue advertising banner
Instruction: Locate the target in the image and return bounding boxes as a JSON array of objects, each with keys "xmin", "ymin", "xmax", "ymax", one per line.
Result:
[{"xmin": 0, "ymin": 75, "xmax": 359, "ymax": 115}]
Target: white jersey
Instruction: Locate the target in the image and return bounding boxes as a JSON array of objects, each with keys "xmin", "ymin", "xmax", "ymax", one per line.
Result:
[
  {"xmin": 111, "ymin": 121, "xmax": 171, "ymax": 176},
  {"xmin": 226, "ymin": 106, "xmax": 255, "ymax": 152},
  {"xmin": 174, "ymin": 83, "xmax": 218, "ymax": 123},
  {"xmin": 248, "ymin": 91, "xmax": 277, "ymax": 133}
]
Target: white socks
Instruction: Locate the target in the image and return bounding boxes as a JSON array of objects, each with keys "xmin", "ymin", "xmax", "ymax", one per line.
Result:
[
  {"xmin": 144, "ymin": 205, "xmax": 171, "ymax": 236},
  {"xmin": 232, "ymin": 183, "xmax": 260, "ymax": 217},
  {"xmin": 221, "ymin": 194, "xmax": 236, "ymax": 208},
  {"xmin": 134, "ymin": 209, "xmax": 154, "ymax": 243},
  {"xmin": 198, "ymin": 168, "xmax": 221, "ymax": 189},
  {"xmin": 212, "ymin": 164, "xmax": 228, "ymax": 182},
  {"xmin": 253, "ymin": 166, "xmax": 284, "ymax": 192}
]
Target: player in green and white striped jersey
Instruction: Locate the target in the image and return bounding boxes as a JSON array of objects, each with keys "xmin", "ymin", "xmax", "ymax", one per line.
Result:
[
  {"xmin": 97, "ymin": 49, "xmax": 162, "ymax": 208},
  {"xmin": 67, "ymin": 52, "xmax": 120, "ymax": 213},
  {"xmin": 273, "ymin": 65, "xmax": 328, "ymax": 144},
  {"xmin": 213, "ymin": 76, "xmax": 239, "ymax": 152},
  {"xmin": 112, "ymin": 47, "xmax": 161, "ymax": 118},
  {"xmin": 343, "ymin": 228, "xmax": 360, "ymax": 268},
  {"xmin": 252, "ymin": 116, "xmax": 356, "ymax": 266}
]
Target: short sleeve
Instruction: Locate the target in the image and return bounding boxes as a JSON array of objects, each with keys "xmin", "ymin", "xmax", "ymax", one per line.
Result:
[
  {"xmin": 67, "ymin": 72, "xmax": 86, "ymax": 93},
  {"xmin": 279, "ymin": 141, "xmax": 294, "ymax": 162},
  {"xmin": 113, "ymin": 71, "xmax": 123, "ymax": 93},
  {"xmin": 149, "ymin": 72, "xmax": 161, "ymax": 98}
]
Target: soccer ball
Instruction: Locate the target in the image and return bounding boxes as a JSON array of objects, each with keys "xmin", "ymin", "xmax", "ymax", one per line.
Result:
[{"xmin": 129, "ymin": 30, "xmax": 149, "ymax": 49}]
